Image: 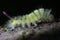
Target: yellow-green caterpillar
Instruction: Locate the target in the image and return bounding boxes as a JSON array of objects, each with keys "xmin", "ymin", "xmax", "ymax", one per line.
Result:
[{"xmin": 3, "ymin": 8, "xmax": 54, "ymax": 30}]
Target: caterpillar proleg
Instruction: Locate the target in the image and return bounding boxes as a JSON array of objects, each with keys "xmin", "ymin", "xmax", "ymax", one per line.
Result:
[{"xmin": 3, "ymin": 8, "xmax": 54, "ymax": 30}]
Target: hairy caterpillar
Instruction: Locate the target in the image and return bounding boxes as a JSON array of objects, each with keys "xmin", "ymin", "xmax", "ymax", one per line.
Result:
[{"xmin": 3, "ymin": 8, "xmax": 54, "ymax": 31}]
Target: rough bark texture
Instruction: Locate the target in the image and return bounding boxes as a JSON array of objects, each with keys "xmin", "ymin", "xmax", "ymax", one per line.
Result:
[{"xmin": 0, "ymin": 21, "xmax": 60, "ymax": 40}]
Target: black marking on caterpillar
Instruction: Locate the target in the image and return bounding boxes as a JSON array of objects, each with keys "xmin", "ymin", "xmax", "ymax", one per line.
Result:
[{"xmin": 3, "ymin": 8, "xmax": 54, "ymax": 31}]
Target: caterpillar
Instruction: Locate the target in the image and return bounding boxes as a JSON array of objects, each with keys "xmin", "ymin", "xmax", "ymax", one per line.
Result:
[{"xmin": 3, "ymin": 8, "xmax": 54, "ymax": 31}]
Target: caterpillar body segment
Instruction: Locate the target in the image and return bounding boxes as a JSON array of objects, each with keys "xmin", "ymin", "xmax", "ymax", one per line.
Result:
[
  {"xmin": 21, "ymin": 16, "xmax": 25, "ymax": 27},
  {"xmin": 39, "ymin": 8, "xmax": 44, "ymax": 16},
  {"xmin": 5, "ymin": 8, "xmax": 54, "ymax": 30},
  {"xmin": 6, "ymin": 20, "xmax": 16, "ymax": 30},
  {"xmin": 33, "ymin": 10, "xmax": 41, "ymax": 20},
  {"xmin": 29, "ymin": 12, "xmax": 38, "ymax": 22},
  {"xmin": 28, "ymin": 13, "xmax": 37, "ymax": 27},
  {"xmin": 27, "ymin": 13, "xmax": 38, "ymax": 26},
  {"xmin": 44, "ymin": 9, "xmax": 51, "ymax": 17},
  {"xmin": 6, "ymin": 16, "xmax": 22, "ymax": 29},
  {"xmin": 38, "ymin": 8, "xmax": 53, "ymax": 22}
]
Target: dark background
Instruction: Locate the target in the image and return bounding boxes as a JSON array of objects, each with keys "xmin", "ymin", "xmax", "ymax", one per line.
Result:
[{"xmin": 0, "ymin": 0, "xmax": 60, "ymax": 25}]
